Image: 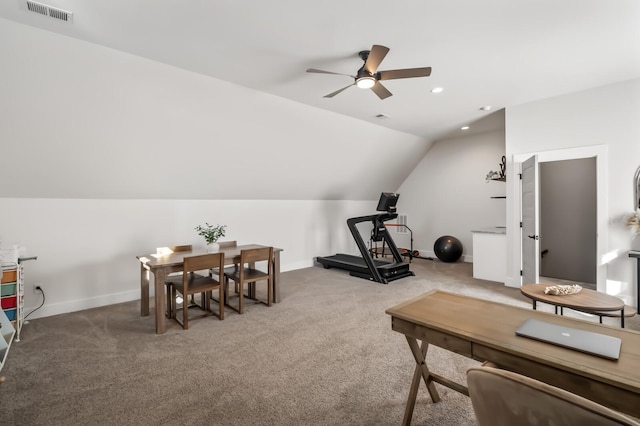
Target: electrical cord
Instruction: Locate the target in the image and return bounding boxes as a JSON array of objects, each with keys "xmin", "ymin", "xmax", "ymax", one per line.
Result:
[{"xmin": 24, "ymin": 286, "xmax": 45, "ymax": 321}]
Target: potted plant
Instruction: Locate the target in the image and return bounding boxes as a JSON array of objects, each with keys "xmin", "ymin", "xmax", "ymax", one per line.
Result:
[
  {"xmin": 485, "ymin": 170, "xmax": 502, "ymax": 182},
  {"xmin": 486, "ymin": 156, "xmax": 507, "ymax": 182},
  {"xmin": 195, "ymin": 223, "xmax": 227, "ymax": 252}
]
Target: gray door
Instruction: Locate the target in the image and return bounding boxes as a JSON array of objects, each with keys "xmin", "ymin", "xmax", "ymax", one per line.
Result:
[
  {"xmin": 539, "ymin": 158, "xmax": 597, "ymax": 284},
  {"xmin": 522, "ymin": 155, "xmax": 539, "ymax": 285}
]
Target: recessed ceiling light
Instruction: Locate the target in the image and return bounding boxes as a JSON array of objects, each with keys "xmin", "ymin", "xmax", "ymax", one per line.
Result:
[
  {"xmin": 480, "ymin": 106, "xmax": 492, "ymax": 111},
  {"xmin": 431, "ymin": 87, "xmax": 444, "ymax": 94},
  {"xmin": 461, "ymin": 126, "xmax": 470, "ymax": 130}
]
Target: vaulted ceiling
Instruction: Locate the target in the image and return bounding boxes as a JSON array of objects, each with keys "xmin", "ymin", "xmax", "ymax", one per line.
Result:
[{"xmin": 1, "ymin": 0, "xmax": 639, "ymax": 141}]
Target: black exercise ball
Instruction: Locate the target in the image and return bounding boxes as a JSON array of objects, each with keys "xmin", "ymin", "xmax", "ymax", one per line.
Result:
[{"xmin": 433, "ymin": 236, "xmax": 463, "ymax": 263}]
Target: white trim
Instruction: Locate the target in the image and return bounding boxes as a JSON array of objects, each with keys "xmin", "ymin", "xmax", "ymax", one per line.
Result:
[{"xmin": 21, "ymin": 259, "xmax": 315, "ymax": 320}]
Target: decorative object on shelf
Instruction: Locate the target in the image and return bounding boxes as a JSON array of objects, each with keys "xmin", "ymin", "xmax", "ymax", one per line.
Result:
[
  {"xmin": 194, "ymin": 223, "xmax": 227, "ymax": 252},
  {"xmin": 485, "ymin": 155, "xmax": 507, "ymax": 182},
  {"xmin": 625, "ymin": 212, "xmax": 640, "ymax": 239},
  {"xmin": 622, "ymin": 166, "xmax": 640, "ymax": 239},
  {"xmin": 544, "ymin": 284, "xmax": 582, "ymax": 295}
]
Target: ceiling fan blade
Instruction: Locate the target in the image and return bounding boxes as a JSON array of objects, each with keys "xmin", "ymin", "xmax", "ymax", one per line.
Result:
[
  {"xmin": 306, "ymin": 68, "xmax": 355, "ymax": 78},
  {"xmin": 371, "ymin": 81, "xmax": 392, "ymax": 100},
  {"xmin": 363, "ymin": 45, "xmax": 390, "ymax": 75},
  {"xmin": 323, "ymin": 83, "xmax": 355, "ymax": 98},
  {"xmin": 378, "ymin": 67, "xmax": 432, "ymax": 80}
]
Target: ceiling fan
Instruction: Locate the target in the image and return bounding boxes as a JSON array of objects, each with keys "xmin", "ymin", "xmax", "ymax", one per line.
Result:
[{"xmin": 306, "ymin": 45, "xmax": 432, "ymax": 100}]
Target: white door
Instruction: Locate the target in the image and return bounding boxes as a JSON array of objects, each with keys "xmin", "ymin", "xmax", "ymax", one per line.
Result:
[{"xmin": 522, "ymin": 155, "xmax": 540, "ymax": 285}]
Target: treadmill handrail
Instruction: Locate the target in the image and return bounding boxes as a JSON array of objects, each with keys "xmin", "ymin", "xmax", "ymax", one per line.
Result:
[
  {"xmin": 347, "ymin": 216, "xmax": 384, "ymax": 283},
  {"xmin": 346, "ymin": 213, "xmax": 407, "ymax": 283}
]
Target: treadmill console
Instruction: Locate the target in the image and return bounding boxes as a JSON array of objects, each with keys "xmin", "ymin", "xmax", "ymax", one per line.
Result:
[{"xmin": 376, "ymin": 192, "xmax": 399, "ymax": 213}]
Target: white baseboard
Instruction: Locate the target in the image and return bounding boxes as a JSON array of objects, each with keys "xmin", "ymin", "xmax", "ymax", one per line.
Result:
[
  {"xmin": 22, "ymin": 259, "xmax": 317, "ymax": 320},
  {"xmin": 22, "ymin": 256, "xmax": 485, "ymax": 321},
  {"xmin": 24, "ymin": 289, "xmax": 140, "ymax": 321},
  {"xmin": 504, "ymin": 275, "xmax": 521, "ymax": 288},
  {"xmin": 415, "ymin": 248, "xmax": 472, "ymax": 263}
]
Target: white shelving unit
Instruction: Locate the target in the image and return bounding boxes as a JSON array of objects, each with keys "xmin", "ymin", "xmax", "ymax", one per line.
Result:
[
  {"xmin": 1, "ymin": 262, "xmax": 22, "ymax": 341},
  {"xmin": 0, "ymin": 255, "xmax": 36, "ymax": 380},
  {"xmin": 0, "ymin": 263, "xmax": 20, "ymax": 381}
]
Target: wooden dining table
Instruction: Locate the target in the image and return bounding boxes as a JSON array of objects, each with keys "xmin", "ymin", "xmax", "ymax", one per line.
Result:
[{"xmin": 136, "ymin": 244, "xmax": 282, "ymax": 334}]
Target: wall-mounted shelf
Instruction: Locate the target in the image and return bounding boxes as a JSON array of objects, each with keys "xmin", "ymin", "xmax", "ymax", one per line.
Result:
[{"xmin": 490, "ymin": 196, "xmax": 506, "ymax": 199}]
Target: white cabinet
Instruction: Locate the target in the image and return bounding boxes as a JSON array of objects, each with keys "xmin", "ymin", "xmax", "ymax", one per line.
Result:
[{"xmin": 472, "ymin": 229, "xmax": 506, "ymax": 283}]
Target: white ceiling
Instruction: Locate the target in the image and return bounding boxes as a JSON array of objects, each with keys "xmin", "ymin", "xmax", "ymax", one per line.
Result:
[{"xmin": 1, "ymin": 0, "xmax": 639, "ymax": 141}]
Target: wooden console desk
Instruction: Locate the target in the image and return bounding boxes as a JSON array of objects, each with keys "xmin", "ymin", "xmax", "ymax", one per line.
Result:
[
  {"xmin": 137, "ymin": 244, "xmax": 282, "ymax": 334},
  {"xmin": 386, "ymin": 290, "xmax": 640, "ymax": 425}
]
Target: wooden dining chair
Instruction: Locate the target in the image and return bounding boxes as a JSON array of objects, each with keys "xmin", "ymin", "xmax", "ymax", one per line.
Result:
[
  {"xmin": 161, "ymin": 245, "xmax": 196, "ymax": 318},
  {"xmin": 208, "ymin": 240, "xmax": 237, "ymax": 278},
  {"xmin": 169, "ymin": 253, "xmax": 225, "ymax": 329},
  {"xmin": 467, "ymin": 363, "xmax": 640, "ymax": 426},
  {"xmin": 218, "ymin": 240, "xmax": 238, "ymax": 249},
  {"xmin": 223, "ymin": 246, "xmax": 273, "ymax": 314}
]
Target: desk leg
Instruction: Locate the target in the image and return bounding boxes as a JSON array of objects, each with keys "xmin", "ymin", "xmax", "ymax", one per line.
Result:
[
  {"xmin": 622, "ymin": 307, "xmax": 625, "ymax": 328},
  {"xmin": 154, "ymin": 269, "xmax": 168, "ymax": 334},
  {"xmin": 273, "ymin": 251, "xmax": 281, "ymax": 303},
  {"xmin": 403, "ymin": 337, "xmax": 441, "ymax": 426},
  {"xmin": 140, "ymin": 264, "xmax": 150, "ymax": 317}
]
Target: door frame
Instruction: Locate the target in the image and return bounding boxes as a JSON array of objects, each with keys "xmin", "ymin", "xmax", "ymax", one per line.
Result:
[
  {"xmin": 508, "ymin": 145, "xmax": 608, "ymax": 290},
  {"xmin": 521, "ymin": 155, "xmax": 540, "ymax": 286}
]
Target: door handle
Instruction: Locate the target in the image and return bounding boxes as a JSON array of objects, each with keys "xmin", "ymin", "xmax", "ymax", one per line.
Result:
[{"xmin": 528, "ymin": 235, "xmax": 540, "ymax": 240}]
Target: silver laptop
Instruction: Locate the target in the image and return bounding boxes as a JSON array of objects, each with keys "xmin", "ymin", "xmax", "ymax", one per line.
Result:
[{"xmin": 515, "ymin": 318, "xmax": 621, "ymax": 360}]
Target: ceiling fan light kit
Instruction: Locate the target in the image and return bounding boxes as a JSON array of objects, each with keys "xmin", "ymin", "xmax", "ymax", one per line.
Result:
[
  {"xmin": 307, "ymin": 44, "xmax": 432, "ymax": 100},
  {"xmin": 356, "ymin": 76, "xmax": 375, "ymax": 89}
]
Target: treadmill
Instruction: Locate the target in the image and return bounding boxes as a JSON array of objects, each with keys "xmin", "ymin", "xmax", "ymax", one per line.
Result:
[{"xmin": 317, "ymin": 192, "xmax": 415, "ymax": 284}]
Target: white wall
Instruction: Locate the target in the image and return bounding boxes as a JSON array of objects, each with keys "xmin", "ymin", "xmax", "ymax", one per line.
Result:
[
  {"xmin": 0, "ymin": 198, "xmax": 374, "ymax": 319},
  {"xmin": 396, "ymin": 124, "xmax": 506, "ymax": 260},
  {"xmin": 0, "ymin": 18, "xmax": 430, "ymax": 201},
  {"xmin": 505, "ymin": 78, "xmax": 640, "ymax": 306},
  {"xmin": 0, "ymin": 19, "xmax": 434, "ymax": 319}
]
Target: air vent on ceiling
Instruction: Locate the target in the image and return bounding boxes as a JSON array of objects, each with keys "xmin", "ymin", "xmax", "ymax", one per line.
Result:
[{"xmin": 26, "ymin": 1, "xmax": 73, "ymax": 22}]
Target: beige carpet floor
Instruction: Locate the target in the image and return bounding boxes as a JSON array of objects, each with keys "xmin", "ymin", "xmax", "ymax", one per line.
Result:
[{"xmin": 1, "ymin": 259, "xmax": 637, "ymax": 425}]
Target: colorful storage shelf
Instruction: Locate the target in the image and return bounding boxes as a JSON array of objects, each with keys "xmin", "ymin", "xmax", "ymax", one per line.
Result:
[
  {"xmin": 1, "ymin": 295, "xmax": 17, "ymax": 309},
  {"xmin": 1, "ymin": 264, "xmax": 21, "ymax": 340},
  {"xmin": 1, "ymin": 282, "xmax": 16, "ymax": 296}
]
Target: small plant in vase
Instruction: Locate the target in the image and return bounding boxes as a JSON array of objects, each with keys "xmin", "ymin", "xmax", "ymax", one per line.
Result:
[
  {"xmin": 195, "ymin": 223, "xmax": 227, "ymax": 252},
  {"xmin": 485, "ymin": 156, "xmax": 507, "ymax": 182}
]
